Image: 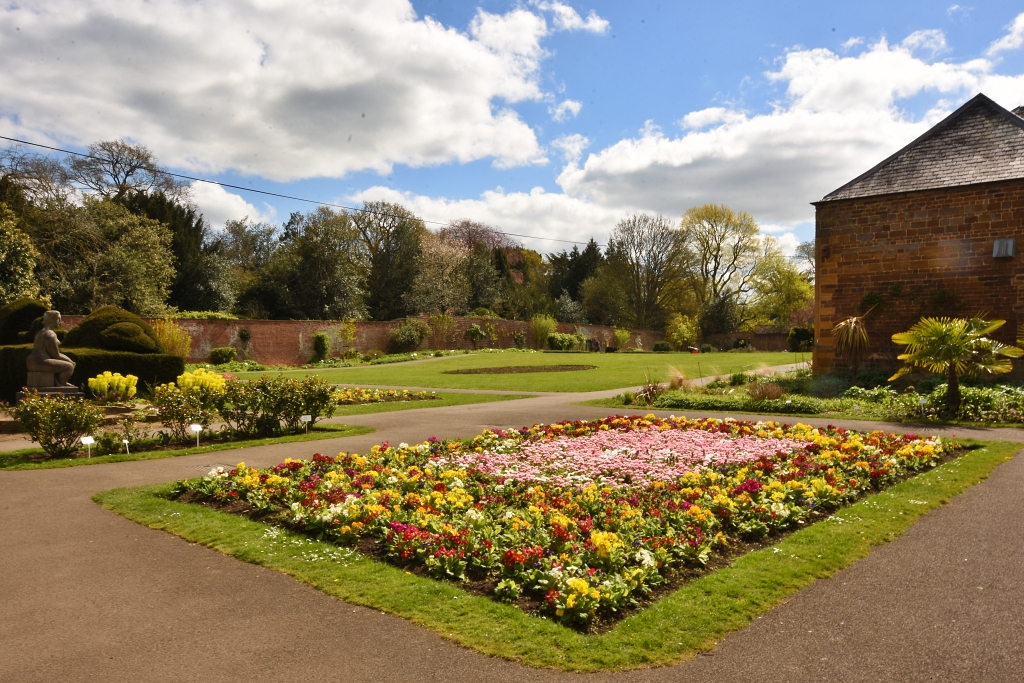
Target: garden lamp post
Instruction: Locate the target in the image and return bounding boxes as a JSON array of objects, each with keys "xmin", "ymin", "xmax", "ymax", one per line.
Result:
[
  {"xmin": 80, "ymin": 435, "xmax": 94, "ymax": 458},
  {"xmin": 190, "ymin": 423, "xmax": 202, "ymax": 448},
  {"xmin": 123, "ymin": 438, "xmax": 130, "ymax": 455}
]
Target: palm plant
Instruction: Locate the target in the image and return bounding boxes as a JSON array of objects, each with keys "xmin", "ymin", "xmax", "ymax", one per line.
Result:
[
  {"xmin": 891, "ymin": 315, "xmax": 1023, "ymax": 412},
  {"xmin": 832, "ymin": 314, "xmax": 870, "ymax": 385}
]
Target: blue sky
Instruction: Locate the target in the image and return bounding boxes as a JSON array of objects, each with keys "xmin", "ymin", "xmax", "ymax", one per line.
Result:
[{"xmin": 2, "ymin": 1, "xmax": 1024, "ymax": 253}]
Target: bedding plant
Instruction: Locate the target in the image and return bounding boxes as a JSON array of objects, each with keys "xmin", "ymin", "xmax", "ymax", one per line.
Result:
[{"xmin": 176, "ymin": 414, "xmax": 947, "ymax": 630}]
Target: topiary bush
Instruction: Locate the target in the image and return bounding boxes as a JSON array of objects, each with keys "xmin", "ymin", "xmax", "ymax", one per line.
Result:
[
  {"xmin": 0, "ymin": 298, "xmax": 48, "ymax": 345},
  {"xmin": 312, "ymin": 332, "xmax": 331, "ymax": 362},
  {"xmin": 64, "ymin": 306, "xmax": 163, "ymax": 353},
  {"xmin": 388, "ymin": 318, "xmax": 431, "ymax": 354},
  {"xmin": 210, "ymin": 347, "xmax": 237, "ymax": 365},
  {"xmin": 652, "ymin": 341, "xmax": 672, "ymax": 353},
  {"xmin": 13, "ymin": 393, "xmax": 104, "ymax": 459},
  {"xmin": 787, "ymin": 325, "xmax": 815, "ymax": 352}
]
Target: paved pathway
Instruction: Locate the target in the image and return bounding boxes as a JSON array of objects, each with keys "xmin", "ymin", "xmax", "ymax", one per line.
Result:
[{"xmin": 1, "ymin": 391, "xmax": 1022, "ymax": 682}]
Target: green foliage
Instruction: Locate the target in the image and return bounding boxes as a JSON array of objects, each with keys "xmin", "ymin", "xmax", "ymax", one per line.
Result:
[
  {"xmin": 547, "ymin": 332, "xmax": 582, "ymax": 351},
  {"xmin": 463, "ymin": 323, "xmax": 486, "ymax": 350},
  {"xmin": 219, "ymin": 374, "xmax": 335, "ymax": 435},
  {"xmin": 699, "ymin": 343, "xmax": 713, "ymax": 353},
  {"xmin": 388, "ymin": 318, "xmax": 431, "ymax": 354},
  {"xmin": 362, "ymin": 349, "xmax": 384, "ymax": 361},
  {"xmin": 152, "ymin": 382, "xmax": 218, "ymax": 442},
  {"xmin": 172, "ymin": 311, "xmax": 238, "ymax": 320},
  {"xmin": 66, "ymin": 349, "xmax": 184, "ymax": 399},
  {"xmin": 64, "ymin": 305, "xmax": 163, "ymax": 353},
  {"xmin": 530, "ymin": 314, "xmax": 557, "ymax": 350},
  {"xmin": 808, "ymin": 375, "xmax": 849, "ymax": 398},
  {"xmin": 787, "ymin": 325, "xmax": 814, "ymax": 352},
  {"xmin": 652, "ymin": 341, "xmax": 672, "ymax": 352},
  {"xmin": 699, "ymin": 294, "xmax": 741, "ymax": 336},
  {"xmin": 87, "ymin": 371, "xmax": 138, "ymax": 403},
  {"xmin": 832, "ymin": 313, "xmax": 870, "ymax": 383},
  {"xmin": 209, "ymin": 347, "xmax": 237, "ymax": 365},
  {"xmin": 13, "ymin": 393, "xmax": 103, "ymax": 458},
  {"xmin": 151, "ymin": 317, "xmax": 192, "ymax": 358},
  {"xmin": 0, "ymin": 297, "xmax": 47, "ymax": 344},
  {"xmin": 312, "ymin": 332, "xmax": 331, "ymax": 362},
  {"xmin": 354, "ymin": 201, "xmax": 424, "ymax": 321},
  {"xmin": 665, "ymin": 313, "xmax": 699, "ymax": 350},
  {"xmin": 891, "ymin": 315, "xmax": 1023, "ymax": 411},
  {"xmin": 99, "ymin": 322, "xmax": 159, "ymax": 353},
  {"xmin": 0, "ymin": 204, "xmax": 39, "ymax": 305},
  {"xmin": 511, "ymin": 330, "xmax": 527, "ymax": 349},
  {"xmin": 613, "ymin": 328, "xmax": 632, "ymax": 349},
  {"xmin": 547, "ymin": 239, "xmax": 603, "ymax": 302},
  {"xmin": 654, "ymin": 391, "xmax": 826, "ymax": 414}
]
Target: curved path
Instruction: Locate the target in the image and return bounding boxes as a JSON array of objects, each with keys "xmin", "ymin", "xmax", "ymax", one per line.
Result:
[{"xmin": 2, "ymin": 392, "xmax": 1022, "ymax": 682}]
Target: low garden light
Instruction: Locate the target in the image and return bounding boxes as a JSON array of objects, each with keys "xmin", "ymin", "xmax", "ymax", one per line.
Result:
[
  {"xmin": 80, "ymin": 435, "xmax": 95, "ymax": 458},
  {"xmin": 190, "ymin": 423, "xmax": 203, "ymax": 448}
]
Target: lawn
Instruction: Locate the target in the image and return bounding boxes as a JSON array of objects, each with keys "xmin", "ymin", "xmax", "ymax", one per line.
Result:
[
  {"xmin": 235, "ymin": 351, "xmax": 798, "ymax": 392},
  {"xmin": 94, "ymin": 417, "xmax": 1020, "ymax": 670}
]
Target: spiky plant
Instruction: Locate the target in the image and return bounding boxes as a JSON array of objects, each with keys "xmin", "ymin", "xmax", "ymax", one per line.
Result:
[
  {"xmin": 832, "ymin": 314, "xmax": 871, "ymax": 385},
  {"xmin": 891, "ymin": 315, "xmax": 1023, "ymax": 412}
]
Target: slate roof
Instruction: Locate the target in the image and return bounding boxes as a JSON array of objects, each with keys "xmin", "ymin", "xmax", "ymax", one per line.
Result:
[{"xmin": 819, "ymin": 93, "xmax": 1024, "ymax": 202}]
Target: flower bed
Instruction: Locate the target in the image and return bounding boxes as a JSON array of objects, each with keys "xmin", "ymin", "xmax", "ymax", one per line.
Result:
[
  {"xmin": 332, "ymin": 387, "xmax": 439, "ymax": 405},
  {"xmin": 177, "ymin": 415, "xmax": 946, "ymax": 629}
]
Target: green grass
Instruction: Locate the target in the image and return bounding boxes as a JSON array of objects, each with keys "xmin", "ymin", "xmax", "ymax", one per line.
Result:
[
  {"xmin": 235, "ymin": 351, "xmax": 798, "ymax": 393},
  {"xmin": 331, "ymin": 391, "xmax": 532, "ymax": 416},
  {"xmin": 0, "ymin": 424, "xmax": 374, "ymax": 470},
  {"xmin": 94, "ymin": 438, "xmax": 1019, "ymax": 671}
]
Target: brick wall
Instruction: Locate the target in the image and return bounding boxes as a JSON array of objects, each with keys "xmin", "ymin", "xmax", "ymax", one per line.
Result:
[
  {"xmin": 59, "ymin": 315, "xmax": 663, "ymax": 366},
  {"xmin": 814, "ymin": 178, "xmax": 1024, "ymax": 375}
]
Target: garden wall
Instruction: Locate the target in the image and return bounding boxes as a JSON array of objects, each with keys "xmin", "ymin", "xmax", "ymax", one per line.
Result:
[
  {"xmin": 59, "ymin": 316, "xmax": 663, "ymax": 366},
  {"xmin": 814, "ymin": 177, "xmax": 1024, "ymax": 376}
]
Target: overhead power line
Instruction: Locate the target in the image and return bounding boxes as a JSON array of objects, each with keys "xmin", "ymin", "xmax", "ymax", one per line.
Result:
[{"xmin": 0, "ymin": 134, "xmax": 602, "ymax": 247}]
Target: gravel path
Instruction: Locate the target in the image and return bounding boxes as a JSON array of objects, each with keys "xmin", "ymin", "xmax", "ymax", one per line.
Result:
[{"xmin": 1, "ymin": 390, "xmax": 1021, "ymax": 682}]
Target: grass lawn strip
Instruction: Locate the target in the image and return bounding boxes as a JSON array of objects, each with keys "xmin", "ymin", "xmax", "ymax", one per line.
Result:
[
  {"xmin": 236, "ymin": 351, "xmax": 796, "ymax": 393},
  {"xmin": 0, "ymin": 392, "xmax": 523, "ymax": 470},
  {"xmin": 94, "ymin": 437, "xmax": 1017, "ymax": 671}
]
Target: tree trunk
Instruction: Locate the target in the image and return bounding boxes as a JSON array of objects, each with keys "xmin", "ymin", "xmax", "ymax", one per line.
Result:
[{"xmin": 946, "ymin": 365, "xmax": 961, "ymax": 413}]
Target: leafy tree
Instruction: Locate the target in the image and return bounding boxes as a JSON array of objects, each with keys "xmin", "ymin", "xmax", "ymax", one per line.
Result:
[
  {"xmin": 65, "ymin": 139, "xmax": 186, "ymax": 201},
  {"xmin": 351, "ymin": 201, "xmax": 425, "ymax": 320},
  {"xmin": 0, "ymin": 204, "xmax": 40, "ymax": 305},
  {"xmin": 285, "ymin": 208, "xmax": 367, "ymax": 319},
  {"xmin": 699, "ymin": 293, "xmax": 741, "ymax": 337},
  {"xmin": 605, "ymin": 213, "xmax": 686, "ymax": 329},
  {"xmin": 679, "ymin": 204, "xmax": 763, "ymax": 330},
  {"xmin": 120, "ymin": 191, "xmax": 234, "ymax": 312},
  {"xmin": 665, "ymin": 313, "xmax": 700, "ymax": 349},
  {"xmin": 548, "ymin": 239, "xmax": 603, "ymax": 301},
  {"xmin": 892, "ymin": 315, "xmax": 1023, "ymax": 411},
  {"xmin": 580, "ymin": 267, "xmax": 627, "ymax": 326},
  {"xmin": 405, "ymin": 233, "xmax": 470, "ymax": 314},
  {"xmin": 750, "ymin": 244, "xmax": 814, "ymax": 327},
  {"xmin": 465, "ymin": 241, "xmax": 503, "ymax": 313},
  {"xmin": 795, "ymin": 239, "xmax": 815, "ymax": 282}
]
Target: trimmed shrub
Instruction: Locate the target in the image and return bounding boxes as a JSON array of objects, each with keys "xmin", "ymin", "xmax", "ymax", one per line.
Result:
[
  {"xmin": 0, "ymin": 298, "xmax": 47, "ymax": 345},
  {"xmin": 363, "ymin": 349, "xmax": 384, "ymax": 361},
  {"xmin": 99, "ymin": 322, "xmax": 159, "ymax": 353},
  {"xmin": 388, "ymin": 318, "xmax": 431, "ymax": 354},
  {"xmin": 699, "ymin": 343, "xmax": 713, "ymax": 353},
  {"xmin": 547, "ymin": 332, "xmax": 582, "ymax": 351},
  {"xmin": 64, "ymin": 306, "xmax": 163, "ymax": 353},
  {"xmin": 312, "ymin": 332, "xmax": 331, "ymax": 362},
  {"xmin": 0, "ymin": 345, "xmax": 184, "ymax": 402},
  {"xmin": 13, "ymin": 393, "xmax": 104, "ymax": 458},
  {"xmin": 210, "ymin": 347, "xmax": 237, "ymax": 365},
  {"xmin": 787, "ymin": 325, "xmax": 814, "ymax": 352},
  {"xmin": 652, "ymin": 341, "xmax": 672, "ymax": 353}
]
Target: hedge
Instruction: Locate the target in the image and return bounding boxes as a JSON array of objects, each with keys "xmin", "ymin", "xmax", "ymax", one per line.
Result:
[
  {"xmin": 0, "ymin": 298, "xmax": 48, "ymax": 345},
  {"xmin": 653, "ymin": 391, "xmax": 827, "ymax": 414},
  {"xmin": 0, "ymin": 345, "xmax": 184, "ymax": 402},
  {"xmin": 64, "ymin": 306, "xmax": 164, "ymax": 354}
]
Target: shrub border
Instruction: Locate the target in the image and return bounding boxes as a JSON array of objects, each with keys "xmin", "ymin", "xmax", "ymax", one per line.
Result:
[{"xmin": 93, "ymin": 439, "xmax": 1019, "ymax": 671}]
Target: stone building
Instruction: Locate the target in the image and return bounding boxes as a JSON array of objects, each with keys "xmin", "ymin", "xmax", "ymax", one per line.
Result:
[{"xmin": 813, "ymin": 93, "xmax": 1024, "ymax": 375}]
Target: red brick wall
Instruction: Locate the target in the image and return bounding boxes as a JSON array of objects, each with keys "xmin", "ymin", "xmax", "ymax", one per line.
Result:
[
  {"xmin": 814, "ymin": 178, "xmax": 1024, "ymax": 375},
  {"xmin": 59, "ymin": 315, "xmax": 664, "ymax": 366}
]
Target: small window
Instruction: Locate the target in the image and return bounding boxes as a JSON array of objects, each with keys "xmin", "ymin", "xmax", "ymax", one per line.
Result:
[{"xmin": 993, "ymin": 238, "xmax": 1015, "ymax": 258}]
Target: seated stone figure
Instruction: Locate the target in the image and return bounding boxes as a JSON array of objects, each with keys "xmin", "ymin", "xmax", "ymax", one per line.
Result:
[{"xmin": 26, "ymin": 311, "xmax": 76, "ymax": 388}]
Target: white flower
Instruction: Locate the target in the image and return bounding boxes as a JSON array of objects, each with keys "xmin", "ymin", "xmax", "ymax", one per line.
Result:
[
  {"xmin": 635, "ymin": 548, "xmax": 656, "ymax": 568},
  {"xmin": 398, "ymin": 442, "xmax": 409, "ymax": 449}
]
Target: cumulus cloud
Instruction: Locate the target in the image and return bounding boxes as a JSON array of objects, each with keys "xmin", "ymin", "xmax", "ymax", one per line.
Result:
[
  {"xmin": 348, "ymin": 184, "xmax": 622, "ymax": 250},
  {"xmin": 532, "ymin": 2, "xmax": 609, "ymax": 34},
  {"xmin": 0, "ymin": 0, "xmax": 566, "ymax": 180},
  {"xmin": 190, "ymin": 182, "xmax": 277, "ymax": 230},
  {"xmin": 551, "ymin": 133, "xmax": 590, "ymax": 163},
  {"xmin": 900, "ymin": 29, "xmax": 949, "ymax": 56},
  {"xmin": 555, "ymin": 34, "xmax": 1024, "ymax": 227},
  {"xmin": 549, "ymin": 99, "xmax": 583, "ymax": 122},
  {"xmin": 987, "ymin": 12, "xmax": 1024, "ymax": 56}
]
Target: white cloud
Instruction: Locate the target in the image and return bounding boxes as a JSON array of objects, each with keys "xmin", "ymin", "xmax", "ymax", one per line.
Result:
[
  {"xmin": 551, "ymin": 133, "xmax": 590, "ymax": 163},
  {"xmin": 0, "ymin": 0, "xmax": 564, "ymax": 180},
  {"xmin": 842, "ymin": 37, "xmax": 864, "ymax": 51},
  {"xmin": 555, "ymin": 36, "xmax": 1024, "ymax": 227},
  {"xmin": 532, "ymin": 2, "xmax": 609, "ymax": 34},
  {"xmin": 190, "ymin": 182, "xmax": 276, "ymax": 230},
  {"xmin": 900, "ymin": 29, "xmax": 948, "ymax": 56},
  {"xmin": 348, "ymin": 184, "xmax": 622, "ymax": 251},
  {"xmin": 549, "ymin": 99, "xmax": 583, "ymax": 122},
  {"xmin": 947, "ymin": 5, "xmax": 972, "ymax": 20},
  {"xmin": 987, "ymin": 12, "xmax": 1024, "ymax": 56}
]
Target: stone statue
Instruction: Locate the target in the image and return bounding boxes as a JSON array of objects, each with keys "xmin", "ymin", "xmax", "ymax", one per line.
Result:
[{"xmin": 26, "ymin": 310, "xmax": 76, "ymax": 388}]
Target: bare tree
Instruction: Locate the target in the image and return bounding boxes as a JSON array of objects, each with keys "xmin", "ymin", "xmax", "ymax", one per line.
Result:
[
  {"xmin": 439, "ymin": 219, "xmax": 520, "ymax": 251},
  {"xmin": 605, "ymin": 213, "xmax": 686, "ymax": 329},
  {"xmin": 405, "ymin": 232, "xmax": 471, "ymax": 314},
  {"xmin": 65, "ymin": 139, "xmax": 186, "ymax": 201},
  {"xmin": 0, "ymin": 146, "xmax": 75, "ymax": 205},
  {"xmin": 795, "ymin": 239, "xmax": 815, "ymax": 282}
]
